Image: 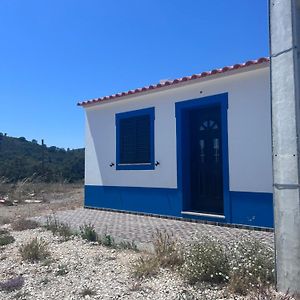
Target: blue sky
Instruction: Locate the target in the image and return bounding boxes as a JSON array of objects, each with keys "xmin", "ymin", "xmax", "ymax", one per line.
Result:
[{"xmin": 0, "ymin": 0, "xmax": 269, "ymax": 149}]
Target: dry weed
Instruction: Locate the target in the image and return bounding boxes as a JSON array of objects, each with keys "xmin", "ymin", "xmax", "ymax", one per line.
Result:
[{"xmin": 11, "ymin": 218, "xmax": 39, "ymax": 231}]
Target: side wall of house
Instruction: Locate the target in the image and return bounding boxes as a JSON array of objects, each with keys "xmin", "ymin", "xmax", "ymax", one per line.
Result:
[{"xmin": 84, "ymin": 67, "xmax": 273, "ymax": 227}]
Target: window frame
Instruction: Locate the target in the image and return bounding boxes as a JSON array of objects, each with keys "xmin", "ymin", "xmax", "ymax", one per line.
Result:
[{"xmin": 115, "ymin": 107, "xmax": 155, "ymax": 170}]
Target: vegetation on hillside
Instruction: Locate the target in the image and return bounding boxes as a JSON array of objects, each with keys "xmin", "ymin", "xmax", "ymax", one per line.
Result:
[{"xmin": 0, "ymin": 133, "xmax": 84, "ymax": 182}]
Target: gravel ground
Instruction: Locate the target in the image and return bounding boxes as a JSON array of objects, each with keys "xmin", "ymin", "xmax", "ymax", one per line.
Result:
[
  {"xmin": 0, "ymin": 227, "xmax": 228, "ymax": 300},
  {"xmin": 0, "ymin": 227, "xmax": 294, "ymax": 300}
]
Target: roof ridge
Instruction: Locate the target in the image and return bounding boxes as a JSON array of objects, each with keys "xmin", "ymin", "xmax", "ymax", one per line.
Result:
[{"xmin": 78, "ymin": 57, "xmax": 269, "ymax": 107}]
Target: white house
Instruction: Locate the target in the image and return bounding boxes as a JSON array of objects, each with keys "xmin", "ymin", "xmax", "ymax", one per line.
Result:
[{"xmin": 78, "ymin": 57, "xmax": 273, "ymax": 228}]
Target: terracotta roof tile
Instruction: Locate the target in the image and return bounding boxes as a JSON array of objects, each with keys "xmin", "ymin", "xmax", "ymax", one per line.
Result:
[{"xmin": 78, "ymin": 57, "xmax": 269, "ymax": 107}]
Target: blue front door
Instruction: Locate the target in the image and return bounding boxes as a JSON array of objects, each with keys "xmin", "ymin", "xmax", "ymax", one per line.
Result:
[{"xmin": 189, "ymin": 106, "xmax": 224, "ymax": 214}]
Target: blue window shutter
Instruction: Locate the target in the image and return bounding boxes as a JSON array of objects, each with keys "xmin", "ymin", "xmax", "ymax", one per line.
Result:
[{"xmin": 119, "ymin": 115, "xmax": 150, "ymax": 164}]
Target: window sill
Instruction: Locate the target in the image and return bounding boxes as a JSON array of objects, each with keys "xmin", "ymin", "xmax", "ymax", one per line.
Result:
[{"xmin": 116, "ymin": 163, "xmax": 155, "ymax": 170}]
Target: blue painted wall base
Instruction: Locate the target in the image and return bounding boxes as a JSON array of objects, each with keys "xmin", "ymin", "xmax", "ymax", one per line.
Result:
[
  {"xmin": 230, "ymin": 191, "xmax": 273, "ymax": 228},
  {"xmin": 84, "ymin": 185, "xmax": 274, "ymax": 228},
  {"xmin": 85, "ymin": 185, "xmax": 182, "ymax": 217}
]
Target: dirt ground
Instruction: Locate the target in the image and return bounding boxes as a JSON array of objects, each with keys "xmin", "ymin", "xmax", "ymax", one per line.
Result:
[{"xmin": 0, "ymin": 186, "xmax": 83, "ymax": 224}]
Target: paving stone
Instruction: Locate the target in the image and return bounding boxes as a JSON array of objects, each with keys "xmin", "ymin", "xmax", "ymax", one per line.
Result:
[{"xmin": 35, "ymin": 208, "xmax": 274, "ymax": 248}]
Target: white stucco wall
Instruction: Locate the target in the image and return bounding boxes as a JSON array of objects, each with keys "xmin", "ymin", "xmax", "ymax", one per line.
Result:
[{"xmin": 84, "ymin": 66, "xmax": 272, "ymax": 193}]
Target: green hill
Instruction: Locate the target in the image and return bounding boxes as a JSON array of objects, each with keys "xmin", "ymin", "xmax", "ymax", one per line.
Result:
[{"xmin": 0, "ymin": 133, "xmax": 84, "ymax": 182}]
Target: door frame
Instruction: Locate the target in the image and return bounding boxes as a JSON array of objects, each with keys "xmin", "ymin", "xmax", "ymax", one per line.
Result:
[{"xmin": 175, "ymin": 93, "xmax": 231, "ymax": 222}]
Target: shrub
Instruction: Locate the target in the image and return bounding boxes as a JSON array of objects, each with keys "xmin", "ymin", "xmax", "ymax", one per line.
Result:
[
  {"xmin": 118, "ymin": 240, "xmax": 138, "ymax": 251},
  {"xmin": 79, "ymin": 223, "xmax": 97, "ymax": 242},
  {"xmin": 0, "ymin": 255, "xmax": 7, "ymax": 261},
  {"xmin": 19, "ymin": 238, "xmax": 50, "ymax": 262},
  {"xmin": 55, "ymin": 264, "xmax": 68, "ymax": 276},
  {"xmin": 176, "ymin": 290, "xmax": 199, "ymax": 300},
  {"xmin": 79, "ymin": 287, "xmax": 96, "ymax": 297},
  {"xmin": 98, "ymin": 233, "xmax": 115, "ymax": 247},
  {"xmin": 45, "ymin": 215, "xmax": 61, "ymax": 233},
  {"xmin": 181, "ymin": 236, "xmax": 230, "ymax": 284},
  {"xmin": 152, "ymin": 230, "xmax": 183, "ymax": 268},
  {"xmin": 45, "ymin": 215, "xmax": 73, "ymax": 240},
  {"xmin": 131, "ymin": 230, "xmax": 182, "ymax": 279},
  {"xmin": 14, "ymin": 291, "xmax": 29, "ymax": 299},
  {"xmin": 132, "ymin": 256, "xmax": 160, "ymax": 279},
  {"xmin": 40, "ymin": 277, "xmax": 50, "ymax": 285},
  {"xmin": 55, "ymin": 223, "xmax": 73, "ymax": 241},
  {"xmin": 11, "ymin": 218, "xmax": 39, "ymax": 231},
  {"xmin": 98, "ymin": 234, "xmax": 138, "ymax": 250},
  {"xmin": 128, "ymin": 281, "xmax": 143, "ymax": 292},
  {"xmin": 41, "ymin": 258, "xmax": 55, "ymax": 267},
  {"xmin": 0, "ymin": 276, "xmax": 24, "ymax": 292},
  {"xmin": 248, "ymin": 286, "xmax": 295, "ymax": 299},
  {"xmin": 0, "ymin": 234, "xmax": 15, "ymax": 246},
  {"xmin": 0, "ymin": 228, "xmax": 9, "ymax": 235},
  {"xmin": 228, "ymin": 238, "xmax": 275, "ymax": 295}
]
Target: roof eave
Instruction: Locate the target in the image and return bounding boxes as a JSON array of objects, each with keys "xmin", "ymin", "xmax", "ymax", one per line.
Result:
[{"xmin": 77, "ymin": 57, "xmax": 269, "ymax": 108}]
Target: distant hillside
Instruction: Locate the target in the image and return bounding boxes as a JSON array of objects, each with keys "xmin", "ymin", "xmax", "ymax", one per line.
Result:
[{"xmin": 0, "ymin": 133, "xmax": 84, "ymax": 182}]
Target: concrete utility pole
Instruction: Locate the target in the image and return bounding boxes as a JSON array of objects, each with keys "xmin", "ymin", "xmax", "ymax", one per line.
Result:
[
  {"xmin": 42, "ymin": 139, "xmax": 45, "ymax": 178},
  {"xmin": 270, "ymin": 0, "xmax": 300, "ymax": 296}
]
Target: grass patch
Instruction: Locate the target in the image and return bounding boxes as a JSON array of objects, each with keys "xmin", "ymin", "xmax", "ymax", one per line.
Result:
[
  {"xmin": 0, "ymin": 232, "xmax": 15, "ymax": 246},
  {"xmin": 11, "ymin": 218, "xmax": 39, "ymax": 231},
  {"xmin": 132, "ymin": 230, "xmax": 182, "ymax": 279},
  {"xmin": 79, "ymin": 223, "xmax": 97, "ymax": 242},
  {"xmin": 54, "ymin": 223, "xmax": 73, "ymax": 241},
  {"xmin": 55, "ymin": 264, "xmax": 68, "ymax": 276},
  {"xmin": 152, "ymin": 230, "xmax": 183, "ymax": 269},
  {"xmin": 45, "ymin": 215, "xmax": 73, "ymax": 240},
  {"xmin": 0, "ymin": 228, "xmax": 9, "ymax": 235},
  {"xmin": 98, "ymin": 233, "xmax": 139, "ymax": 251},
  {"xmin": 248, "ymin": 286, "xmax": 296, "ymax": 299},
  {"xmin": 45, "ymin": 215, "xmax": 61, "ymax": 233},
  {"xmin": 79, "ymin": 287, "xmax": 96, "ymax": 297},
  {"xmin": 132, "ymin": 256, "xmax": 160, "ymax": 279},
  {"xmin": 41, "ymin": 258, "xmax": 56, "ymax": 267},
  {"xmin": 14, "ymin": 290, "xmax": 30, "ymax": 299},
  {"xmin": 176, "ymin": 290, "xmax": 199, "ymax": 300},
  {"xmin": 98, "ymin": 233, "xmax": 116, "ymax": 247},
  {"xmin": 40, "ymin": 277, "xmax": 50, "ymax": 285},
  {"xmin": 118, "ymin": 240, "xmax": 138, "ymax": 251},
  {"xmin": 19, "ymin": 237, "xmax": 50, "ymax": 262}
]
